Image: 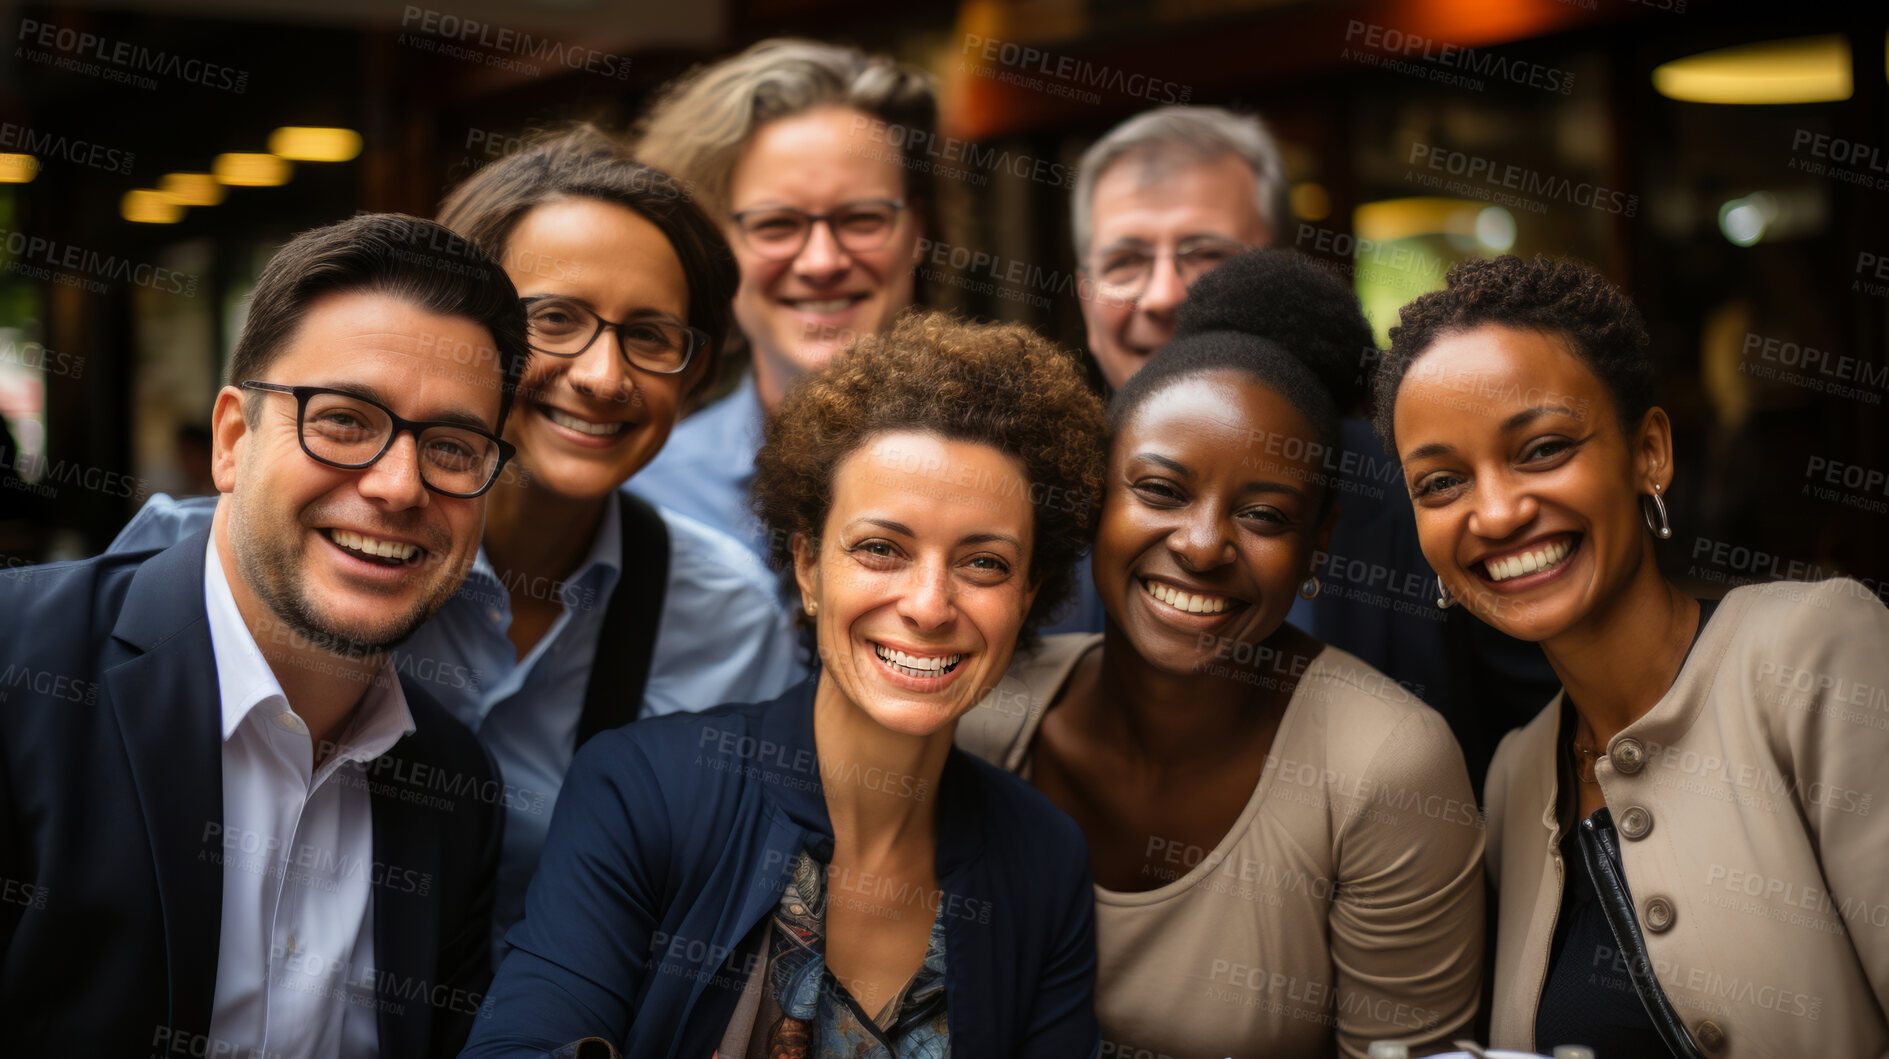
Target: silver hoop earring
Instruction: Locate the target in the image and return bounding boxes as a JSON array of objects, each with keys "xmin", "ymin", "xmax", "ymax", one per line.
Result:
[
  {"xmin": 1299, "ymin": 576, "xmax": 1320, "ymax": 600},
  {"xmin": 1643, "ymin": 483, "xmax": 1672, "ymax": 540},
  {"xmin": 1436, "ymin": 576, "xmax": 1456, "ymax": 610}
]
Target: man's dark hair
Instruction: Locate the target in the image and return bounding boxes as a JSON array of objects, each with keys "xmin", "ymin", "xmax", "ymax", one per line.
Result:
[{"xmin": 228, "ymin": 212, "xmax": 530, "ymax": 428}]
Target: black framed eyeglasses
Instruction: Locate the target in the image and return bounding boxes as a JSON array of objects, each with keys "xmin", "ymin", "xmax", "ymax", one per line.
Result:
[
  {"xmin": 240, "ymin": 381, "xmax": 515, "ymax": 499},
  {"xmin": 1083, "ymin": 234, "xmax": 1252, "ymax": 300},
  {"xmin": 520, "ymin": 296, "xmax": 710, "ymax": 376},
  {"xmin": 729, "ymin": 198, "xmax": 907, "ymax": 260}
]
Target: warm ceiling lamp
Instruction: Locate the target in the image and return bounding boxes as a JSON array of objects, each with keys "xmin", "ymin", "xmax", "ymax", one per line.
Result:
[
  {"xmin": 267, "ymin": 126, "xmax": 362, "ymax": 162},
  {"xmin": 0, "ymin": 154, "xmax": 37, "ymax": 183},
  {"xmin": 1291, "ymin": 183, "xmax": 1332, "ymax": 222},
  {"xmin": 122, "ymin": 188, "xmax": 185, "ymax": 224},
  {"xmin": 159, "ymin": 172, "xmax": 225, "ymax": 207},
  {"xmin": 1355, "ymin": 197, "xmax": 1485, "ymax": 242},
  {"xmin": 1653, "ymin": 35, "xmax": 1851, "ymax": 104},
  {"xmin": 214, "ymin": 152, "xmax": 293, "ymax": 187}
]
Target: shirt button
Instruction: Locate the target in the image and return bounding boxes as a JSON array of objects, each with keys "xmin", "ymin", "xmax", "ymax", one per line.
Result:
[
  {"xmin": 1695, "ymin": 1019, "xmax": 1727, "ymax": 1053},
  {"xmin": 1644, "ymin": 895, "xmax": 1676, "ymax": 932},
  {"xmin": 1618, "ymin": 805, "xmax": 1652, "ymax": 840},
  {"xmin": 1611, "ymin": 737, "xmax": 1645, "ymax": 775}
]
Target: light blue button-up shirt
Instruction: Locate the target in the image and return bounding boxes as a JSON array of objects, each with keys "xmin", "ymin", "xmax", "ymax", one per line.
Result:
[
  {"xmin": 109, "ymin": 493, "xmax": 806, "ymax": 953},
  {"xmin": 627, "ymin": 373, "xmax": 768, "ymax": 564}
]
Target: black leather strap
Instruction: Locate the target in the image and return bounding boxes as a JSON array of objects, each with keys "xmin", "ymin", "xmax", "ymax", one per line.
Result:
[
  {"xmin": 575, "ymin": 493, "xmax": 670, "ymax": 748},
  {"xmin": 1578, "ymin": 809, "xmax": 1709, "ymax": 1059}
]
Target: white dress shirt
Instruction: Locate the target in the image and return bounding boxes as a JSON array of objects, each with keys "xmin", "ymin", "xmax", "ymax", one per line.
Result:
[{"xmin": 203, "ymin": 536, "xmax": 416, "ymax": 1059}]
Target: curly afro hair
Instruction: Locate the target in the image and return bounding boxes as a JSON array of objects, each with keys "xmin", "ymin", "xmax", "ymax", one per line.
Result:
[
  {"xmin": 1372, "ymin": 254, "xmax": 1652, "ymax": 457},
  {"xmin": 1110, "ymin": 248, "xmax": 1377, "ymax": 516},
  {"xmin": 752, "ymin": 309, "xmax": 1107, "ymax": 646}
]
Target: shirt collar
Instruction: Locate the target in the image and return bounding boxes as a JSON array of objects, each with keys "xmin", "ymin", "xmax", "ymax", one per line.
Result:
[
  {"xmin": 733, "ymin": 372, "xmax": 764, "ymax": 429},
  {"xmin": 204, "ymin": 534, "xmax": 289, "ymax": 742},
  {"xmin": 728, "ymin": 375, "xmax": 765, "ymax": 488},
  {"xmin": 715, "ymin": 373, "xmax": 767, "ymax": 461},
  {"xmin": 203, "ymin": 535, "xmax": 415, "ymax": 759},
  {"xmin": 463, "ymin": 493, "xmax": 624, "ymax": 602},
  {"xmin": 327, "ymin": 664, "xmax": 418, "ymax": 766}
]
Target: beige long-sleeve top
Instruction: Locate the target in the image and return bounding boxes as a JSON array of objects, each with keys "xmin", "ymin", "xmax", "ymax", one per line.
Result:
[
  {"xmin": 1485, "ymin": 577, "xmax": 1889, "ymax": 1057},
  {"xmin": 958, "ymin": 635, "xmax": 1484, "ymax": 1059}
]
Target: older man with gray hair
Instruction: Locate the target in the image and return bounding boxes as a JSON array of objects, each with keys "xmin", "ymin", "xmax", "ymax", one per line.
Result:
[
  {"xmin": 1073, "ymin": 105, "xmax": 1285, "ymax": 388},
  {"xmin": 1030, "ymin": 105, "xmax": 1288, "ymax": 635},
  {"xmin": 1067, "ymin": 107, "xmax": 1561, "ymax": 796}
]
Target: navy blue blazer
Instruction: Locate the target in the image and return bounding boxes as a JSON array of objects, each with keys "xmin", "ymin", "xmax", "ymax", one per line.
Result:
[
  {"xmin": 0, "ymin": 531, "xmax": 503, "ymax": 1057},
  {"xmin": 461, "ymin": 677, "xmax": 1101, "ymax": 1057}
]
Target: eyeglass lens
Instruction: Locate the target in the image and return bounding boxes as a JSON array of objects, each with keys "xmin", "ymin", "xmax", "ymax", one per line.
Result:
[
  {"xmin": 524, "ymin": 298, "xmax": 696, "ymax": 373},
  {"xmin": 300, "ymin": 390, "xmax": 500, "ymax": 495},
  {"xmin": 1092, "ymin": 237, "xmax": 1248, "ymax": 295},
  {"xmin": 735, "ymin": 201, "xmax": 902, "ymax": 259}
]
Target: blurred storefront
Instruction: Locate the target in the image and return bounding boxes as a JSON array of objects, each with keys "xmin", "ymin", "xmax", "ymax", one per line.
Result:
[{"xmin": 0, "ymin": 0, "xmax": 1882, "ymax": 601}]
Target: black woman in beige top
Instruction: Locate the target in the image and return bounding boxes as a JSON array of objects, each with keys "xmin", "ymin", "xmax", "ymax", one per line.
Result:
[
  {"xmin": 1374, "ymin": 253, "xmax": 1889, "ymax": 1058},
  {"xmin": 959, "ymin": 250, "xmax": 1485, "ymax": 1059}
]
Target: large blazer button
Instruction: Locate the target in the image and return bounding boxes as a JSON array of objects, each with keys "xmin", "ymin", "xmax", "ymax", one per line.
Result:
[
  {"xmin": 1695, "ymin": 1019, "xmax": 1727, "ymax": 1053},
  {"xmin": 1611, "ymin": 737, "xmax": 1645, "ymax": 775},
  {"xmin": 1644, "ymin": 895, "xmax": 1676, "ymax": 932},
  {"xmin": 1618, "ymin": 805, "xmax": 1652, "ymax": 839}
]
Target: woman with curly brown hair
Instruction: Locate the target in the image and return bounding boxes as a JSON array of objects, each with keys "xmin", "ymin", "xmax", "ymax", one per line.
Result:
[
  {"xmin": 1375, "ymin": 254, "xmax": 1889, "ymax": 1057},
  {"xmin": 463, "ymin": 310, "xmax": 1108, "ymax": 1057},
  {"xmin": 960, "ymin": 249, "xmax": 1485, "ymax": 1059}
]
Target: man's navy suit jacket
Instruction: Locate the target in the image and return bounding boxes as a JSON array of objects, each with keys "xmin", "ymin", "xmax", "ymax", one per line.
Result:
[{"xmin": 0, "ymin": 529, "xmax": 503, "ymax": 1056}]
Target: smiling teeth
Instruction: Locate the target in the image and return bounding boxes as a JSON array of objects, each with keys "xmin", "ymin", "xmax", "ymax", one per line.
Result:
[
  {"xmin": 874, "ymin": 644, "xmax": 962, "ymax": 677},
  {"xmin": 544, "ymin": 407, "xmax": 625, "ymax": 437},
  {"xmin": 1142, "ymin": 579, "xmax": 1231, "ymax": 614},
  {"xmin": 793, "ymin": 298, "xmax": 854, "ymax": 313},
  {"xmin": 330, "ymin": 529, "xmax": 419, "ymax": 561},
  {"xmin": 1484, "ymin": 539, "xmax": 1573, "ymax": 583}
]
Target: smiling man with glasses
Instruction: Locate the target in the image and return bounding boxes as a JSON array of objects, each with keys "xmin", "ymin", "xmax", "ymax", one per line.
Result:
[
  {"xmin": 0, "ymin": 213, "xmax": 525, "ymax": 1058},
  {"xmin": 99, "ymin": 130, "xmax": 806, "ymax": 979}
]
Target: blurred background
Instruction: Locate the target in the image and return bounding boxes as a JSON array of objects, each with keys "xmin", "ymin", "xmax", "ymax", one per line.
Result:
[{"xmin": 0, "ymin": 0, "xmax": 1882, "ymax": 599}]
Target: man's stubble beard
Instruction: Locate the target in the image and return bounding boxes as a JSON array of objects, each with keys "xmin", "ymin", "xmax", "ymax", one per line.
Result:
[{"xmin": 228, "ymin": 498, "xmax": 464, "ymax": 661}]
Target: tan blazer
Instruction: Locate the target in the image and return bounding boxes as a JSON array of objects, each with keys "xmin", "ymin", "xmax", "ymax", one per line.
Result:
[{"xmin": 1485, "ymin": 578, "xmax": 1889, "ymax": 1058}]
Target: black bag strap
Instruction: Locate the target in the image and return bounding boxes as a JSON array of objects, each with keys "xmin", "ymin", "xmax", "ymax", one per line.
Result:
[
  {"xmin": 1578, "ymin": 809, "xmax": 1709, "ymax": 1059},
  {"xmin": 575, "ymin": 493, "xmax": 670, "ymax": 748}
]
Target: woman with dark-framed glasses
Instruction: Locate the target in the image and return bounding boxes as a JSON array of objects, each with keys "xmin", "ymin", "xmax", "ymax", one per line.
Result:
[
  {"xmin": 106, "ymin": 126, "xmax": 803, "ymax": 957},
  {"xmin": 624, "ymin": 38, "xmax": 934, "ymax": 572}
]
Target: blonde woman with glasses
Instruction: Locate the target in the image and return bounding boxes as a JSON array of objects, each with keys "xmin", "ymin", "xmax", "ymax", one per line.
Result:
[{"xmin": 625, "ymin": 38, "xmax": 935, "ymax": 569}]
